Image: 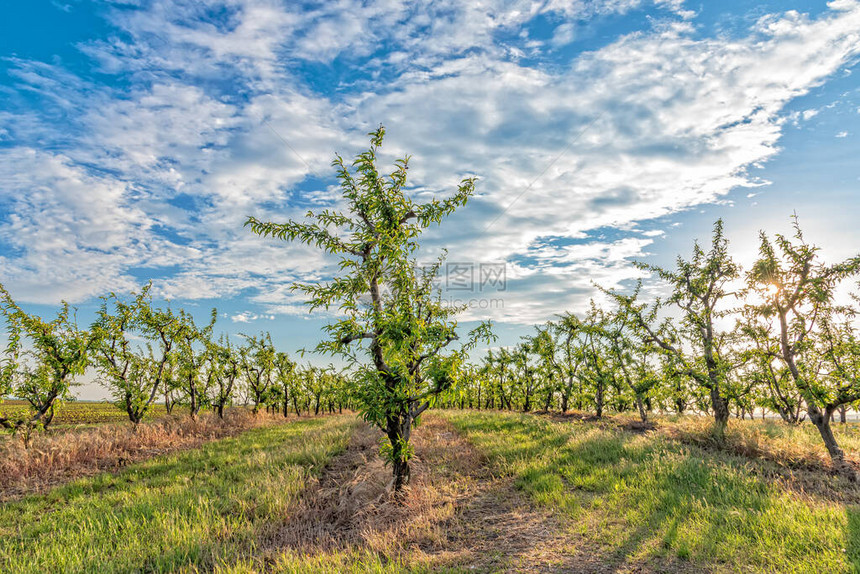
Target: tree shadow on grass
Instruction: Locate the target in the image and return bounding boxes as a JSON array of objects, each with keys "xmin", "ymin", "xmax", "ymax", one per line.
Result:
[
  {"xmin": 846, "ymin": 506, "xmax": 860, "ymax": 571},
  {"xmin": 0, "ymin": 417, "xmax": 349, "ymax": 574},
  {"xmin": 504, "ymin": 428, "xmax": 705, "ymax": 572},
  {"xmin": 443, "ymin": 411, "xmax": 856, "ymax": 573},
  {"xmin": 255, "ymin": 412, "xmax": 859, "ymax": 573}
]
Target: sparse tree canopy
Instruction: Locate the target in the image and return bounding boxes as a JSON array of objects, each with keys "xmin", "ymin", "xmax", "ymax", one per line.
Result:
[
  {"xmin": 747, "ymin": 217, "xmax": 860, "ymax": 475},
  {"xmin": 0, "ymin": 283, "xmax": 94, "ymax": 435},
  {"xmin": 91, "ymin": 285, "xmax": 170, "ymax": 425},
  {"xmin": 605, "ymin": 220, "xmax": 742, "ymax": 437}
]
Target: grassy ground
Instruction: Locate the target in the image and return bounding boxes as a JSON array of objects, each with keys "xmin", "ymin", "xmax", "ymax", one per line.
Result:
[
  {"xmin": 0, "ymin": 415, "xmax": 359, "ymax": 574},
  {"xmin": 656, "ymin": 413, "xmax": 860, "ymax": 470},
  {"xmin": 3, "ymin": 410, "xmax": 859, "ymax": 573},
  {"xmin": 441, "ymin": 410, "xmax": 860, "ymax": 573},
  {"xmin": 0, "ymin": 409, "xmax": 287, "ymax": 499}
]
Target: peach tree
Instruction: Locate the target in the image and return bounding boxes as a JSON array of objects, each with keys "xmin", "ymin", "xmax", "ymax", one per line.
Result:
[{"xmin": 246, "ymin": 127, "xmax": 493, "ymax": 491}]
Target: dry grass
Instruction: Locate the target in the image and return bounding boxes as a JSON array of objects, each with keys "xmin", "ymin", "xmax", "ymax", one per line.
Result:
[
  {"xmin": 658, "ymin": 415, "xmax": 860, "ymax": 469},
  {"xmin": 538, "ymin": 409, "xmax": 860, "ymax": 482},
  {"xmin": 0, "ymin": 409, "xmax": 288, "ymax": 500},
  {"xmin": 651, "ymin": 415, "xmax": 860, "ymax": 503},
  {"xmin": 257, "ymin": 415, "xmax": 691, "ymax": 573},
  {"xmin": 5, "ymin": 410, "xmax": 843, "ymax": 572},
  {"xmin": 443, "ymin": 410, "xmax": 860, "ymax": 573},
  {"xmin": 0, "ymin": 416, "xmax": 356, "ymax": 573},
  {"xmin": 535, "ymin": 409, "xmax": 860, "ymax": 502},
  {"xmin": 259, "ymin": 416, "xmax": 489, "ymax": 567}
]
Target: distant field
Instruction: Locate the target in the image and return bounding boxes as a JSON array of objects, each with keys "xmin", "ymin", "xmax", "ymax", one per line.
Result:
[{"xmin": 0, "ymin": 400, "xmax": 168, "ymax": 427}]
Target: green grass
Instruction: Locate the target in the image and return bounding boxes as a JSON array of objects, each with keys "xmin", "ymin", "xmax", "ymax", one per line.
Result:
[
  {"xmin": 441, "ymin": 410, "xmax": 860, "ymax": 573},
  {"xmin": 0, "ymin": 415, "xmax": 359, "ymax": 574}
]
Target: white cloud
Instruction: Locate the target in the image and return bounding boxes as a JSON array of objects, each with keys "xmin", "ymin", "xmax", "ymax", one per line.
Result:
[
  {"xmin": 350, "ymin": 2, "xmax": 860, "ymax": 320},
  {"xmin": 550, "ymin": 22, "xmax": 576, "ymax": 48},
  {"xmin": 230, "ymin": 311, "xmax": 276, "ymax": 323},
  {"xmin": 1, "ymin": 0, "xmax": 859, "ymax": 328},
  {"xmin": 802, "ymin": 109, "xmax": 820, "ymax": 120}
]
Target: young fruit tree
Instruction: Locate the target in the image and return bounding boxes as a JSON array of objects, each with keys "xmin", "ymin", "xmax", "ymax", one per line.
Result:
[
  {"xmin": 485, "ymin": 348, "xmax": 514, "ymax": 411},
  {"xmin": 578, "ymin": 303, "xmax": 613, "ymax": 418},
  {"xmin": 246, "ymin": 127, "xmax": 493, "ymax": 491},
  {"xmin": 0, "ymin": 284, "xmax": 93, "ymax": 436},
  {"xmin": 273, "ymin": 351, "xmax": 296, "ymax": 417},
  {"xmin": 240, "ymin": 333, "xmax": 276, "ymax": 414},
  {"xmin": 601, "ymin": 310, "xmax": 659, "ymax": 423},
  {"xmin": 605, "ymin": 220, "xmax": 743, "ymax": 437},
  {"xmin": 747, "ymin": 219, "xmax": 860, "ymax": 475},
  {"xmin": 551, "ymin": 313, "xmax": 587, "ymax": 413},
  {"xmin": 174, "ymin": 309, "xmax": 217, "ymax": 419},
  {"xmin": 209, "ymin": 335, "xmax": 241, "ymax": 419},
  {"xmin": 91, "ymin": 285, "xmax": 181, "ymax": 425}
]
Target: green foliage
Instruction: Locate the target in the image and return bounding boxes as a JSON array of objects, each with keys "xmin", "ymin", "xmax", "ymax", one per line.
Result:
[
  {"xmin": 746, "ymin": 216, "xmax": 860, "ymax": 462},
  {"xmin": 174, "ymin": 308, "xmax": 218, "ymax": 418},
  {"xmin": 240, "ymin": 333, "xmax": 277, "ymax": 413},
  {"xmin": 92, "ymin": 285, "xmax": 162, "ymax": 424},
  {"xmin": 378, "ymin": 433, "xmax": 415, "ymax": 468},
  {"xmin": 246, "ymin": 127, "xmax": 494, "ymax": 489},
  {"xmin": 602, "ymin": 220, "xmax": 743, "ymax": 434},
  {"xmin": 0, "ymin": 283, "xmax": 94, "ymax": 432}
]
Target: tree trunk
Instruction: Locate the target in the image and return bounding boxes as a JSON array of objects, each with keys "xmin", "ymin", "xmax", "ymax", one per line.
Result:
[
  {"xmin": 635, "ymin": 394, "xmax": 647, "ymax": 423},
  {"xmin": 543, "ymin": 389, "xmax": 553, "ymax": 411},
  {"xmin": 42, "ymin": 405, "xmax": 55, "ymax": 429},
  {"xmin": 808, "ymin": 405, "xmax": 855, "ymax": 481},
  {"xmin": 497, "ymin": 377, "xmax": 508, "ymax": 410},
  {"xmin": 813, "ymin": 406, "xmax": 857, "ymax": 477},
  {"xmin": 189, "ymin": 383, "xmax": 198, "ymax": 419},
  {"xmin": 392, "ymin": 457, "xmax": 410, "ymax": 491},
  {"xmin": 711, "ymin": 389, "xmax": 729, "ymax": 439},
  {"xmin": 387, "ymin": 412, "xmax": 413, "ymax": 493},
  {"xmin": 595, "ymin": 383, "xmax": 604, "ymax": 419}
]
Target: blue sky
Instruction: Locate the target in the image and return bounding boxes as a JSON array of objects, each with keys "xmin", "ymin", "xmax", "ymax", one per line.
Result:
[{"xmin": 1, "ymin": 0, "xmax": 859, "ymax": 399}]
